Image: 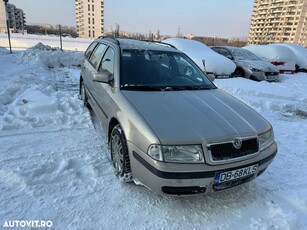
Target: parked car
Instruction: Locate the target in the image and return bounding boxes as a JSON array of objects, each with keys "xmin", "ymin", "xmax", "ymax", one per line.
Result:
[
  {"xmin": 243, "ymin": 45, "xmax": 296, "ymax": 74},
  {"xmin": 276, "ymin": 43, "xmax": 307, "ymax": 72},
  {"xmin": 163, "ymin": 38, "xmax": 236, "ymax": 79},
  {"xmin": 80, "ymin": 37, "xmax": 277, "ymax": 195},
  {"xmin": 211, "ymin": 46, "xmax": 279, "ymax": 82}
]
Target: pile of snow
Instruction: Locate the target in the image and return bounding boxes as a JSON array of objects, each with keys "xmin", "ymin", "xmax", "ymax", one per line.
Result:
[
  {"xmin": 276, "ymin": 43, "xmax": 307, "ymax": 71},
  {"xmin": 244, "ymin": 44, "xmax": 296, "ymax": 73},
  {"xmin": 15, "ymin": 42, "xmax": 84, "ymax": 68},
  {"xmin": 0, "ymin": 44, "xmax": 91, "ymax": 131},
  {"xmin": 215, "ymin": 73, "xmax": 307, "ymax": 119},
  {"xmin": 163, "ymin": 38, "xmax": 236, "ymax": 78}
]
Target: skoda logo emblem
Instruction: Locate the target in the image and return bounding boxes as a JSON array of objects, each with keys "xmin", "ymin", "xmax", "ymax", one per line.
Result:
[{"xmin": 233, "ymin": 138, "xmax": 242, "ymax": 149}]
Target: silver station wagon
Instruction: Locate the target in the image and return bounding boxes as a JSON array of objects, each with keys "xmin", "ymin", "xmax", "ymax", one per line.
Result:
[{"xmin": 80, "ymin": 38, "xmax": 277, "ymax": 195}]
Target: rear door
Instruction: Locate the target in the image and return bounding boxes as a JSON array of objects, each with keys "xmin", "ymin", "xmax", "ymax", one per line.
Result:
[
  {"xmin": 82, "ymin": 42, "xmax": 98, "ymax": 86},
  {"xmin": 84, "ymin": 42, "xmax": 107, "ymax": 92}
]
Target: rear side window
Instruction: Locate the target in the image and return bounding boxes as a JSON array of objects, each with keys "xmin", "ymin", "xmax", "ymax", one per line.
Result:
[
  {"xmin": 85, "ymin": 42, "xmax": 97, "ymax": 60},
  {"xmin": 89, "ymin": 43, "xmax": 107, "ymax": 69},
  {"xmin": 211, "ymin": 47, "xmax": 220, "ymax": 53}
]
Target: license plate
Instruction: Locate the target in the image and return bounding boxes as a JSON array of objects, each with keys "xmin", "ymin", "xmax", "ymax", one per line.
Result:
[{"xmin": 215, "ymin": 164, "xmax": 258, "ymax": 184}]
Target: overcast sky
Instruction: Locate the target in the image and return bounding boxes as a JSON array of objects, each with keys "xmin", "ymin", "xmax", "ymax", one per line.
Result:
[{"xmin": 9, "ymin": 0, "xmax": 254, "ymax": 38}]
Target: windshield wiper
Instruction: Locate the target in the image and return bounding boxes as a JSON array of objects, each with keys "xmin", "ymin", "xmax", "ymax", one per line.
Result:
[
  {"xmin": 121, "ymin": 84, "xmax": 214, "ymax": 91},
  {"xmin": 121, "ymin": 85, "xmax": 164, "ymax": 91},
  {"xmin": 168, "ymin": 85, "xmax": 214, "ymax": 91}
]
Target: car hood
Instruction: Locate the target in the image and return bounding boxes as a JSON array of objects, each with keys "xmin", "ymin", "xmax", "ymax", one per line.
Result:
[
  {"xmin": 122, "ymin": 89, "xmax": 270, "ymax": 145},
  {"xmin": 239, "ymin": 60, "xmax": 278, "ymax": 72}
]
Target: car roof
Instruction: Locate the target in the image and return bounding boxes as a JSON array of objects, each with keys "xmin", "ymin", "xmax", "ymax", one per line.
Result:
[
  {"xmin": 96, "ymin": 37, "xmax": 179, "ymax": 52},
  {"xmin": 213, "ymin": 46, "xmax": 242, "ymax": 51}
]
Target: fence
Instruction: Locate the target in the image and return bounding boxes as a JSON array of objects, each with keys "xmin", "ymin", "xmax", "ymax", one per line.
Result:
[{"xmin": 0, "ymin": 32, "xmax": 92, "ymax": 51}]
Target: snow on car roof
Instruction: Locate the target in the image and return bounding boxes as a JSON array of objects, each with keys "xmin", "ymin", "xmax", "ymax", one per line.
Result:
[
  {"xmin": 116, "ymin": 38, "xmax": 179, "ymax": 52},
  {"xmin": 163, "ymin": 38, "xmax": 236, "ymax": 75},
  {"xmin": 276, "ymin": 43, "xmax": 307, "ymax": 70},
  {"xmin": 243, "ymin": 44, "xmax": 296, "ymax": 62}
]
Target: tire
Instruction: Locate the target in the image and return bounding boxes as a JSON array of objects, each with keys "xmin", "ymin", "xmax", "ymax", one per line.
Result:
[
  {"xmin": 80, "ymin": 81, "xmax": 91, "ymax": 109},
  {"xmin": 234, "ymin": 68, "xmax": 245, "ymax": 78},
  {"xmin": 110, "ymin": 124, "xmax": 132, "ymax": 182}
]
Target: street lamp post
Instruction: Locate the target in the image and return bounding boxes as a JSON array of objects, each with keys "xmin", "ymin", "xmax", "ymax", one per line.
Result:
[{"xmin": 3, "ymin": 0, "xmax": 12, "ymax": 53}]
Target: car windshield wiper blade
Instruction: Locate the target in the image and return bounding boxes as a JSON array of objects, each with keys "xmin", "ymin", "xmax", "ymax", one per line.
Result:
[
  {"xmin": 169, "ymin": 85, "xmax": 214, "ymax": 91},
  {"xmin": 121, "ymin": 84, "xmax": 214, "ymax": 91},
  {"xmin": 121, "ymin": 84, "xmax": 164, "ymax": 91}
]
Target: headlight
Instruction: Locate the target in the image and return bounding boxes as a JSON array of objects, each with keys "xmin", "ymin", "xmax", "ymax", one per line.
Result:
[
  {"xmin": 147, "ymin": 145, "xmax": 205, "ymax": 163},
  {"xmin": 250, "ymin": 68, "xmax": 262, "ymax": 72},
  {"xmin": 258, "ymin": 129, "xmax": 274, "ymax": 151},
  {"xmin": 163, "ymin": 145, "xmax": 204, "ymax": 163},
  {"xmin": 243, "ymin": 64, "xmax": 262, "ymax": 73}
]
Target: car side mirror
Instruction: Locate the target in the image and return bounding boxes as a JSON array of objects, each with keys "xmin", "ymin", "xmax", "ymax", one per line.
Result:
[{"xmin": 93, "ymin": 71, "xmax": 113, "ymax": 84}]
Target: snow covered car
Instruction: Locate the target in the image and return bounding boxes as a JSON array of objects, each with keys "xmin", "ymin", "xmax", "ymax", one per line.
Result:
[
  {"xmin": 276, "ymin": 43, "xmax": 307, "ymax": 72},
  {"xmin": 211, "ymin": 46, "xmax": 279, "ymax": 82},
  {"xmin": 80, "ymin": 38, "xmax": 277, "ymax": 195},
  {"xmin": 243, "ymin": 45, "xmax": 296, "ymax": 74},
  {"xmin": 163, "ymin": 38, "xmax": 236, "ymax": 79}
]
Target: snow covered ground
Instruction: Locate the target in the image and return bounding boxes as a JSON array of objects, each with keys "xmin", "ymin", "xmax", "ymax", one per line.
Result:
[
  {"xmin": 0, "ymin": 33, "xmax": 92, "ymax": 51},
  {"xmin": 0, "ymin": 37, "xmax": 307, "ymax": 229}
]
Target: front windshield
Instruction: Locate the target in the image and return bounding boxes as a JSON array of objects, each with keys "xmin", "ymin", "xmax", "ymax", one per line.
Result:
[
  {"xmin": 232, "ymin": 48, "xmax": 261, "ymax": 61},
  {"xmin": 120, "ymin": 49, "xmax": 215, "ymax": 90}
]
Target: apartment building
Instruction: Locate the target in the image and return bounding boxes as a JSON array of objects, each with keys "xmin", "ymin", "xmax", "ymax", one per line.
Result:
[
  {"xmin": 7, "ymin": 3, "xmax": 26, "ymax": 33},
  {"xmin": 75, "ymin": 0, "xmax": 104, "ymax": 39},
  {"xmin": 248, "ymin": 0, "xmax": 307, "ymax": 46},
  {"xmin": 0, "ymin": 2, "xmax": 7, "ymax": 33},
  {"xmin": 0, "ymin": 2, "xmax": 26, "ymax": 33}
]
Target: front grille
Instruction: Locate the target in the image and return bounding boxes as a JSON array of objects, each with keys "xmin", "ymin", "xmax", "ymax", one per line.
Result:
[
  {"xmin": 208, "ymin": 138, "xmax": 258, "ymax": 161},
  {"xmin": 265, "ymin": 72, "xmax": 278, "ymax": 76}
]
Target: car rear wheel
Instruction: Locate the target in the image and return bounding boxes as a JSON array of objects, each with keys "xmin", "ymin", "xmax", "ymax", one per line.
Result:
[
  {"xmin": 80, "ymin": 81, "xmax": 91, "ymax": 109},
  {"xmin": 110, "ymin": 124, "xmax": 132, "ymax": 182}
]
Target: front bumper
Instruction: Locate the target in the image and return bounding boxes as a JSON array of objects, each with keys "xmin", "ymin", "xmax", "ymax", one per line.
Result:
[
  {"xmin": 128, "ymin": 142, "xmax": 277, "ymax": 195},
  {"xmin": 247, "ymin": 70, "xmax": 279, "ymax": 82}
]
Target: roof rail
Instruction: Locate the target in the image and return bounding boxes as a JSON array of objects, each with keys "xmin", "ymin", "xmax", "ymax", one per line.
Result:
[
  {"xmin": 97, "ymin": 36, "xmax": 120, "ymax": 45},
  {"xmin": 140, "ymin": 39, "xmax": 178, "ymax": 50}
]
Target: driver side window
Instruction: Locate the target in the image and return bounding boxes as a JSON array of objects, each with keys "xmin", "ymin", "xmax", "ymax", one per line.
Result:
[
  {"xmin": 98, "ymin": 47, "xmax": 115, "ymax": 78},
  {"xmin": 219, "ymin": 49, "xmax": 234, "ymax": 60}
]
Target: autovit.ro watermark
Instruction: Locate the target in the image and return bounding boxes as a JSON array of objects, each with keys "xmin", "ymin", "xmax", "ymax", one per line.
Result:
[{"xmin": 3, "ymin": 220, "xmax": 53, "ymax": 228}]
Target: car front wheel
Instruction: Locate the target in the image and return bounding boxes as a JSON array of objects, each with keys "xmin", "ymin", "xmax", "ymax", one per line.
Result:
[
  {"xmin": 110, "ymin": 124, "xmax": 132, "ymax": 182},
  {"xmin": 234, "ymin": 68, "xmax": 245, "ymax": 78}
]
